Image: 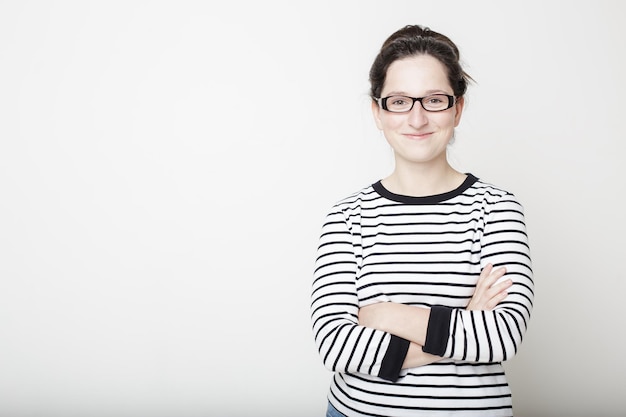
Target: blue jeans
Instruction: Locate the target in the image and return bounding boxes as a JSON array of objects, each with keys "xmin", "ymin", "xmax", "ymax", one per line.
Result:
[{"xmin": 326, "ymin": 401, "xmax": 347, "ymax": 417}]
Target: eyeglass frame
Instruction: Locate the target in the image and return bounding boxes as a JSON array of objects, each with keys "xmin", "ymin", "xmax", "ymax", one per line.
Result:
[{"xmin": 375, "ymin": 94, "xmax": 456, "ymax": 113}]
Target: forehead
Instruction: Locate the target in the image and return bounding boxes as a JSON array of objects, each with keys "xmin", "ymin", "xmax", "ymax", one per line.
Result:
[{"xmin": 383, "ymin": 55, "xmax": 451, "ymax": 95}]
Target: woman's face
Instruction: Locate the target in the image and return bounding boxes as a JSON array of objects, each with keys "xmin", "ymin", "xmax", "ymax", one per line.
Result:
[{"xmin": 372, "ymin": 54, "xmax": 464, "ymax": 168}]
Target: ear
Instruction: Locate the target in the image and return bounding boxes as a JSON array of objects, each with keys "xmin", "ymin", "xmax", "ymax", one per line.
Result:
[
  {"xmin": 453, "ymin": 96, "xmax": 465, "ymax": 127},
  {"xmin": 371, "ymin": 99, "xmax": 383, "ymax": 130}
]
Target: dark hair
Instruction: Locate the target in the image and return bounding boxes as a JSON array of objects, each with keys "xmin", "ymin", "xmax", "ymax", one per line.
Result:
[{"xmin": 369, "ymin": 25, "xmax": 473, "ymax": 100}]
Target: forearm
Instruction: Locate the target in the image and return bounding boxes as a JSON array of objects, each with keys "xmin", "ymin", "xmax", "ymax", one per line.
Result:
[
  {"xmin": 402, "ymin": 342, "xmax": 441, "ymax": 369},
  {"xmin": 359, "ymin": 256, "xmax": 530, "ymax": 362},
  {"xmin": 359, "ymin": 302, "xmax": 431, "ymax": 346}
]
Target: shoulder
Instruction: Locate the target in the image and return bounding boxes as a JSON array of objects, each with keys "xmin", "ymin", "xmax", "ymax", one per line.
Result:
[
  {"xmin": 329, "ymin": 183, "xmax": 379, "ymax": 211},
  {"xmin": 468, "ymin": 177, "xmax": 526, "ymax": 218},
  {"xmin": 470, "ymin": 177, "xmax": 521, "ymax": 203},
  {"xmin": 320, "ymin": 183, "xmax": 381, "ymax": 225}
]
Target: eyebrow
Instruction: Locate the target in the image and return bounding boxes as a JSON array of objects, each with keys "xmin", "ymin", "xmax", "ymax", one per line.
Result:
[{"xmin": 385, "ymin": 89, "xmax": 451, "ymax": 96}]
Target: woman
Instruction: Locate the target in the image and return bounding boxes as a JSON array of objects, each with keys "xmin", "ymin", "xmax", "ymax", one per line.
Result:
[{"xmin": 311, "ymin": 25, "xmax": 534, "ymax": 417}]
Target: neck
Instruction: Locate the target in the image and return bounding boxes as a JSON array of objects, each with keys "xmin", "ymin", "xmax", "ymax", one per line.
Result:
[{"xmin": 382, "ymin": 161, "xmax": 466, "ymax": 197}]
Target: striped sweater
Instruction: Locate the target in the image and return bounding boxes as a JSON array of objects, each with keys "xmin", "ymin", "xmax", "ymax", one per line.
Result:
[{"xmin": 310, "ymin": 174, "xmax": 534, "ymax": 416}]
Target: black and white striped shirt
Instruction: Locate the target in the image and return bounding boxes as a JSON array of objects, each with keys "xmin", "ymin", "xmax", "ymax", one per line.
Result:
[{"xmin": 311, "ymin": 174, "xmax": 534, "ymax": 416}]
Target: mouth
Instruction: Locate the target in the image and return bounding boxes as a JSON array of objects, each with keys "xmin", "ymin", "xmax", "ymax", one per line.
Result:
[{"xmin": 403, "ymin": 132, "xmax": 433, "ymax": 140}]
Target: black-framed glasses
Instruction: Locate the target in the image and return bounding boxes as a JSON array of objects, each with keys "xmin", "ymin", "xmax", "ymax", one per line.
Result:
[{"xmin": 376, "ymin": 94, "xmax": 456, "ymax": 113}]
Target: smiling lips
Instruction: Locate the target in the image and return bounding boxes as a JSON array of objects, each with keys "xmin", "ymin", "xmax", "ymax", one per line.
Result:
[{"xmin": 404, "ymin": 131, "xmax": 433, "ymax": 140}]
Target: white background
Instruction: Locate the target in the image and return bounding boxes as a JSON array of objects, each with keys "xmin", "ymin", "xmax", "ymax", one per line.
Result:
[{"xmin": 1, "ymin": 1, "xmax": 624, "ymax": 416}]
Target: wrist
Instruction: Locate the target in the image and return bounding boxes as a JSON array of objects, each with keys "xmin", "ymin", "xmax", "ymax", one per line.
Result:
[{"xmin": 402, "ymin": 343, "xmax": 440, "ymax": 369}]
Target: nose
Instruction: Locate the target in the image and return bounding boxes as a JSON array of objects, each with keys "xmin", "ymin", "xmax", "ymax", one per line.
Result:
[{"xmin": 407, "ymin": 102, "xmax": 428, "ymax": 128}]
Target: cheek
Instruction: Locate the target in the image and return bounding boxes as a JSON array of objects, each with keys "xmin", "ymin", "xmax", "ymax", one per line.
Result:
[
  {"xmin": 437, "ymin": 113, "xmax": 458, "ymax": 129},
  {"xmin": 379, "ymin": 114, "xmax": 405, "ymax": 131}
]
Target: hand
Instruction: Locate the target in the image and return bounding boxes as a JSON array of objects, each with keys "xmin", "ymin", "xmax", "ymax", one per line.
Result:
[{"xmin": 467, "ymin": 263, "xmax": 512, "ymax": 311}]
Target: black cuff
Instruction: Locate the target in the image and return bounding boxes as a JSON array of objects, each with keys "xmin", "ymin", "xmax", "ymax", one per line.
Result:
[
  {"xmin": 378, "ymin": 335, "xmax": 410, "ymax": 382},
  {"xmin": 422, "ymin": 305, "xmax": 452, "ymax": 356}
]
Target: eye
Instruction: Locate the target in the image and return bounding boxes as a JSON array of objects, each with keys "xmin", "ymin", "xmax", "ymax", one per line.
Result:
[
  {"xmin": 421, "ymin": 94, "xmax": 452, "ymax": 111},
  {"xmin": 391, "ymin": 97, "xmax": 408, "ymax": 106},
  {"xmin": 384, "ymin": 95, "xmax": 414, "ymax": 112},
  {"xmin": 425, "ymin": 96, "xmax": 444, "ymax": 104}
]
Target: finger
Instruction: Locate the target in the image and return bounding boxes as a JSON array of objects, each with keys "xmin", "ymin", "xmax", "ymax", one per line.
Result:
[
  {"xmin": 479, "ymin": 265, "xmax": 505, "ymax": 290},
  {"xmin": 484, "ymin": 278, "xmax": 511, "ymax": 298},
  {"xmin": 490, "ymin": 266, "xmax": 507, "ymax": 280},
  {"xmin": 485, "ymin": 266, "xmax": 507, "ymax": 287},
  {"xmin": 486, "ymin": 290, "xmax": 509, "ymax": 310},
  {"xmin": 493, "ymin": 278, "xmax": 513, "ymax": 291},
  {"xmin": 475, "ymin": 264, "xmax": 493, "ymax": 289},
  {"xmin": 480, "ymin": 263, "xmax": 493, "ymax": 280}
]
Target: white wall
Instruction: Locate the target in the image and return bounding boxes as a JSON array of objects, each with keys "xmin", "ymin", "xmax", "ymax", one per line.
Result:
[{"xmin": 1, "ymin": 1, "xmax": 624, "ymax": 416}]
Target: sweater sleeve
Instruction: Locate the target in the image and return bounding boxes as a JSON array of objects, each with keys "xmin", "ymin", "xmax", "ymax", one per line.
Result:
[
  {"xmin": 310, "ymin": 207, "xmax": 409, "ymax": 381},
  {"xmin": 422, "ymin": 192, "xmax": 534, "ymax": 362}
]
